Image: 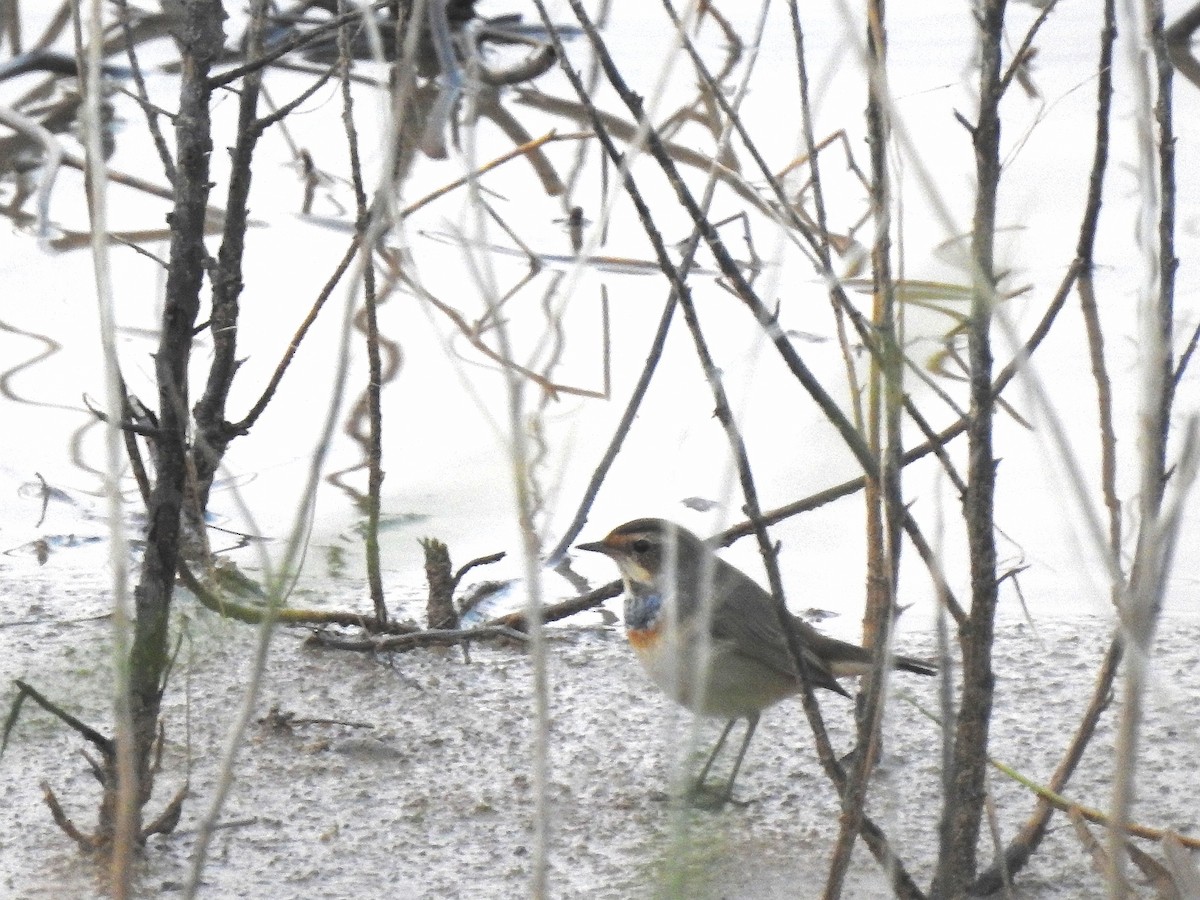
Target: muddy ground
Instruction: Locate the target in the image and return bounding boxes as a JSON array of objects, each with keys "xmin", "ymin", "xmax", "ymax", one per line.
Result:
[{"xmin": 2, "ymin": 561, "xmax": 1197, "ymax": 899}]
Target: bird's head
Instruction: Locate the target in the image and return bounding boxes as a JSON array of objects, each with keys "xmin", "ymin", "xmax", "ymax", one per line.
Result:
[{"xmin": 577, "ymin": 518, "xmax": 706, "ymax": 591}]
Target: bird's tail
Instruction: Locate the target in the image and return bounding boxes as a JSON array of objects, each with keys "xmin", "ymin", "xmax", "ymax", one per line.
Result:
[
  {"xmin": 893, "ymin": 654, "xmax": 937, "ymax": 677},
  {"xmin": 825, "ymin": 651, "xmax": 938, "ymax": 679}
]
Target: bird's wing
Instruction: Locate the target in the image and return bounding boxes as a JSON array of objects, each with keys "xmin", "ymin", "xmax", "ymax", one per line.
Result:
[{"xmin": 707, "ymin": 560, "xmax": 850, "ymax": 697}]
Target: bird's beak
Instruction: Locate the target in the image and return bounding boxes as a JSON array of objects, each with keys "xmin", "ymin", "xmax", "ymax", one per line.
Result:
[{"xmin": 575, "ymin": 540, "xmax": 610, "ymax": 555}]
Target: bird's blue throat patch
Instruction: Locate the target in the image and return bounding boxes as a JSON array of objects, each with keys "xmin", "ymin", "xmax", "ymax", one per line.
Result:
[{"xmin": 624, "ymin": 589, "xmax": 663, "ymax": 632}]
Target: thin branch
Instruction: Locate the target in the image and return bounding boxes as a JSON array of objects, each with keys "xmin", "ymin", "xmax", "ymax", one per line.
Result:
[
  {"xmin": 13, "ymin": 679, "xmax": 114, "ymax": 758},
  {"xmin": 489, "ymin": 580, "xmax": 621, "ymax": 631},
  {"xmin": 545, "ymin": 293, "xmax": 676, "ymax": 564},
  {"xmin": 176, "ymin": 561, "xmax": 417, "ymax": 633},
  {"xmin": 229, "ymin": 234, "xmax": 361, "ymax": 434},
  {"xmin": 997, "ymin": 0, "xmax": 1061, "ymax": 97},
  {"xmin": 306, "ymin": 624, "xmax": 528, "ymax": 652},
  {"xmin": 206, "ymin": 0, "xmax": 392, "ymax": 89},
  {"xmin": 338, "ymin": 0, "xmax": 387, "ymax": 624},
  {"xmin": 451, "ymin": 551, "xmax": 507, "ymax": 592},
  {"xmin": 113, "ymin": 0, "xmax": 175, "ymax": 183}
]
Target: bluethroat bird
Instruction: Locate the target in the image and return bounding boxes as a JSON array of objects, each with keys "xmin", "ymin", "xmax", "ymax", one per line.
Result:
[{"xmin": 578, "ymin": 518, "xmax": 936, "ymax": 807}]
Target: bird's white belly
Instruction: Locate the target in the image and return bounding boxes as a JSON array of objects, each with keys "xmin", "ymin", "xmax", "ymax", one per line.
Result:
[
  {"xmin": 631, "ymin": 625, "xmax": 797, "ymax": 720},
  {"xmin": 631, "ymin": 626, "xmax": 701, "ymax": 711}
]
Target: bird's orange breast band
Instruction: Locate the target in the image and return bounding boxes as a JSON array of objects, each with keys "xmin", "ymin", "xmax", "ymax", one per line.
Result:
[{"xmin": 627, "ymin": 622, "xmax": 663, "ymax": 651}]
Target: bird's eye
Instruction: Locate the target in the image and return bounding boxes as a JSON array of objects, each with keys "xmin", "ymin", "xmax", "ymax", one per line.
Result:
[{"xmin": 632, "ymin": 539, "xmax": 651, "ymax": 554}]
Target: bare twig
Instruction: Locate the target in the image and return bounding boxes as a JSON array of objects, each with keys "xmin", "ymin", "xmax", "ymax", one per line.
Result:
[
  {"xmin": 338, "ymin": 1, "xmax": 388, "ymax": 624},
  {"xmin": 992, "ymin": 756, "xmax": 1200, "ymax": 850},
  {"xmin": 41, "ymin": 781, "xmax": 98, "ymax": 850},
  {"xmin": 176, "ymin": 561, "xmax": 417, "ymax": 633},
  {"xmin": 931, "ymin": 1, "xmax": 1006, "ymax": 894},
  {"xmin": 113, "ymin": 0, "xmax": 175, "ymax": 183},
  {"xmin": 827, "ymin": 1, "xmax": 905, "ymax": 891},
  {"xmin": 451, "ymin": 551, "xmax": 506, "ymax": 592},
  {"xmin": 1109, "ymin": 0, "xmax": 1179, "ymax": 888},
  {"xmin": 488, "ymin": 580, "xmax": 621, "ymax": 631},
  {"xmin": 972, "ymin": 1, "xmax": 1121, "ymax": 891},
  {"xmin": 12, "ymin": 679, "xmax": 113, "ymax": 758},
  {"xmin": 228, "ymin": 234, "xmax": 361, "ymax": 435},
  {"xmin": 306, "ymin": 624, "xmax": 528, "ymax": 653},
  {"xmin": 545, "ymin": 292, "xmax": 676, "ymax": 564},
  {"xmin": 206, "ymin": 0, "xmax": 392, "ymax": 89}
]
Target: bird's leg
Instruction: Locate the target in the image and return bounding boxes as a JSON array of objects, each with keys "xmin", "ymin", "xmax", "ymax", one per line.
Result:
[
  {"xmin": 686, "ymin": 715, "xmax": 760, "ymax": 810},
  {"xmin": 693, "ymin": 717, "xmax": 737, "ymax": 789},
  {"xmin": 720, "ymin": 712, "xmax": 759, "ymax": 803}
]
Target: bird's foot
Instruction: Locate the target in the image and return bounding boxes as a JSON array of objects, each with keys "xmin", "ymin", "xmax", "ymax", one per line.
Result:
[{"xmin": 683, "ymin": 781, "xmax": 734, "ymax": 811}]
